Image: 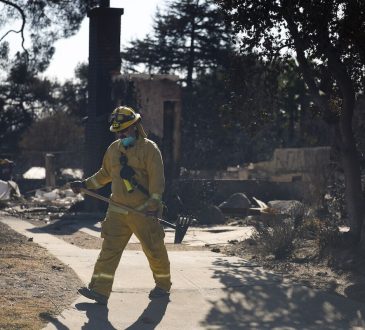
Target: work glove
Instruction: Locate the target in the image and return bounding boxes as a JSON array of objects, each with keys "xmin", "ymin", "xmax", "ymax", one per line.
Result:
[
  {"xmin": 69, "ymin": 180, "xmax": 86, "ymax": 194},
  {"xmin": 139, "ymin": 197, "xmax": 162, "ymax": 217}
]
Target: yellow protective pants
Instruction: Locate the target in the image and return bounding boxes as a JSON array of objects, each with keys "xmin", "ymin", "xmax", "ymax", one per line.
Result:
[{"xmin": 88, "ymin": 210, "xmax": 171, "ymax": 297}]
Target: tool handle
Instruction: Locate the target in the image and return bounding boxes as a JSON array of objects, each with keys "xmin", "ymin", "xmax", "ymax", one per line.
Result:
[{"xmin": 80, "ymin": 188, "xmax": 176, "ymax": 229}]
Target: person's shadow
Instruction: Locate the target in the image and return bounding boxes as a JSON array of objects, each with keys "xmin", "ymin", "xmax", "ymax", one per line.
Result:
[
  {"xmin": 75, "ymin": 303, "xmax": 116, "ymax": 330},
  {"xmin": 125, "ymin": 296, "xmax": 170, "ymax": 330},
  {"xmin": 75, "ymin": 297, "xmax": 169, "ymax": 329}
]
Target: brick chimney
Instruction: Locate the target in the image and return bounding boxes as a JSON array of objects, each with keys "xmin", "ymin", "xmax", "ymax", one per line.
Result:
[{"xmin": 85, "ymin": 3, "xmax": 123, "ymax": 209}]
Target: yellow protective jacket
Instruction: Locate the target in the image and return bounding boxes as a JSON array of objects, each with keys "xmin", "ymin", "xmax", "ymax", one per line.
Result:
[{"xmin": 85, "ymin": 137, "xmax": 165, "ymax": 211}]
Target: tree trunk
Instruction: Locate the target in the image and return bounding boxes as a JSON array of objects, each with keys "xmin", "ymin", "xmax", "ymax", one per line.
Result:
[
  {"xmin": 186, "ymin": 1, "xmax": 197, "ymax": 90},
  {"xmin": 338, "ymin": 116, "xmax": 364, "ymax": 243},
  {"xmin": 284, "ymin": 6, "xmax": 365, "ymax": 245},
  {"xmin": 299, "ymin": 95, "xmax": 309, "ymax": 144},
  {"xmin": 325, "ymin": 44, "xmax": 365, "ymax": 244},
  {"xmin": 288, "ymin": 101, "xmax": 294, "ymax": 145}
]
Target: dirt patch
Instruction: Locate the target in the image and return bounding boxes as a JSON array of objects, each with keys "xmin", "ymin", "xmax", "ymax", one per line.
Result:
[
  {"xmin": 26, "ymin": 217, "xmax": 209, "ymax": 251},
  {"xmin": 222, "ymin": 235, "xmax": 365, "ymax": 304},
  {"xmin": 25, "ymin": 218, "xmax": 104, "ymax": 250},
  {"xmin": 0, "ymin": 221, "xmax": 83, "ymax": 330}
]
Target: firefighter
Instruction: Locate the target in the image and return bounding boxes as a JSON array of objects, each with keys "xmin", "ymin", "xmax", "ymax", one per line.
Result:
[{"xmin": 70, "ymin": 106, "xmax": 171, "ymax": 305}]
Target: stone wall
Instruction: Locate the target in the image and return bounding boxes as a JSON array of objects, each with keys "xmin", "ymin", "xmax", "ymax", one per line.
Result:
[
  {"xmin": 216, "ymin": 147, "xmax": 332, "ymax": 183},
  {"xmin": 260, "ymin": 146, "xmax": 331, "ymax": 174}
]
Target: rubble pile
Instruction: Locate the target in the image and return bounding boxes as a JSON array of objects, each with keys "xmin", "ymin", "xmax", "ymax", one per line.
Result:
[{"xmin": 2, "ymin": 186, "xmax": 84, "ymax": 223}]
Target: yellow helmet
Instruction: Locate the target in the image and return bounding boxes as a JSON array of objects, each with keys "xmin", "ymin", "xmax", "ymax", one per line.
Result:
[{"xmin": 109, "ymin": 106, "xmax": 141, "ymax": 133}]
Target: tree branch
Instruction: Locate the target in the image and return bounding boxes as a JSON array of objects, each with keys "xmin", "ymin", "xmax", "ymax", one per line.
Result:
[
  {"xmin": 322, "ymin": 37, "xmax": 355, "ymax": 119},
  {"xmin": 283, "ymin": 13, "xmax": 330, "ymax": 114},
  {"xmin": 0, "ymin": 0, "xmax": 29, "ymax": 60}
]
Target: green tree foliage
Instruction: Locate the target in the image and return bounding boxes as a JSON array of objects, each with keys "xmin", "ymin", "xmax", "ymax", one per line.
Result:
[
  {"xmin": 182, "ymin": 54, "xmax": 326, "ymax": 169},
  {"xmin": 57, "ymin": 63, "xmax": 88, "ymax": 118},
  {"xmin": 0, "ymin": 0, "xmax": 93, "ymax": 72},
  {"xmin": 181, "ymin": 55, "xmax": 281, "ymax": 169},
  {"xmin": 0, "ymin": 60, "xmax": 59, "ymax": 153},
  {"xmin": 121, "ymin": 0, "xmax": 233, "ymax": 88},
  {"xmin": 217, "ymin": 0, "xmax": 365, "ymax": 244},
  {"xmin": 19, "ymin": 111, "xmax": 84, "ymax": 168},
  {"xmin": 0, "ymin": 1, "xmax": 93, "ymax": 155},
  {"xmin": 121, "ymin": 0, "xmax": 320, "ymax": 169},
  {"xmin": 0, "ymin": 63, "xmax": 88, "ymax": 156}
]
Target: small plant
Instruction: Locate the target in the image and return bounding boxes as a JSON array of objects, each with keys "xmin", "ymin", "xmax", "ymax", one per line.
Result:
[
  {"xmin": 299, "ymin": 217, "xmax": 323, "ymax": 239},
  {"xmin": 252, "ymin": 220, "xmax": 297, "ymax": 260},
  {"xmin": 322, "ymin": 162, "xmax": 347, "ymax": 224},
  {"xmin": 317, "ymin": 223, "xmax": 342, "ymax": 251},
  {"xmin": 299, "ymin": 216, "xmax": 342, "ymax": 251}
]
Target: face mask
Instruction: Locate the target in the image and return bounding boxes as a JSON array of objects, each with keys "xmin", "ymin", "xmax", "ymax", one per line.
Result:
[{"xmin": 121, "ymin": 136, "xmax": 136, "ymax": 148}]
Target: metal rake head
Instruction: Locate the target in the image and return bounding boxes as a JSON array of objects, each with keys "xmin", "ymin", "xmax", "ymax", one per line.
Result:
[{"xmin": 174, "ymin": 215, "xmax": 194, "ymax": 244}]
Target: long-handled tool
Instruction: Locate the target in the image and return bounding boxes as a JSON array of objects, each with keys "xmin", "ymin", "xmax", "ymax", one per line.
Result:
[{"xmin": 80, "ymin": 188, "xmax": 192, "ymax": 244}]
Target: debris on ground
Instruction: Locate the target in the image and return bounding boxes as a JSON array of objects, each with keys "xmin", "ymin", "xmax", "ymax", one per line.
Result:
[
  {"xmin": 0, "ymin": 180, "xmax": 21, "ymax": 200},
  {"xmin": 2, "ymin": 185, "xmax": 84, "ymax": 222},
  {"xmin": 23, "ymin": 167, "xmax": 46, "ymax": 179},
  {"xmin": 60, "ymin": 168, "xmax": 84, "ymax": 180}
]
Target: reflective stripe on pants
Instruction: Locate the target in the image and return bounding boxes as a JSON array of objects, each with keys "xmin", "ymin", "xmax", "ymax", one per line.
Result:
[{"xmin": 89, "ymin": 210, "xmax": 171, "ymax": 297}]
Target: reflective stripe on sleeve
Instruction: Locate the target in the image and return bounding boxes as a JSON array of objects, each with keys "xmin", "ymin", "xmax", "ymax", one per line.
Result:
[
  {"xmin": 89, "ymin": 177, "xmax": 104, "ymax": 189},
  {"xmin": 150, "ymin": 193, "xmax": 162, "ymax": 200}
]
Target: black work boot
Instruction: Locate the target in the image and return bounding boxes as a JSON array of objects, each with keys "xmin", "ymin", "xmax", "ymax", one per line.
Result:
[
  {"xmin": 148, "ymin": 286, "xmax": 170, "ymax": 299},
  {"xmin": 78, "ymin": 287, "xmax": 108, "ymax": 305}
]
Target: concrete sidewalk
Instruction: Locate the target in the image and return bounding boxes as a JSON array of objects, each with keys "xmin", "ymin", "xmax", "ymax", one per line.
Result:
[
  {"xmin": 67, "ymin": 217, "xmax": 254, "ymax": 247},
  {"xmin": 2, "ymin": 216, "xmax": 365, "ymax": 329}
]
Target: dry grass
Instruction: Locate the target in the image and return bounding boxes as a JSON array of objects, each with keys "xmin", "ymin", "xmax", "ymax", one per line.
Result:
[{"xmin": 0, "ymin": 221, "xmax": 83, "ymax": 330}]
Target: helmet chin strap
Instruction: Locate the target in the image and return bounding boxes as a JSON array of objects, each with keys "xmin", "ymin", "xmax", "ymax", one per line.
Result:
[{"xmin": 136, "ymin": 122, "xmax": 147, "ymax": 138}]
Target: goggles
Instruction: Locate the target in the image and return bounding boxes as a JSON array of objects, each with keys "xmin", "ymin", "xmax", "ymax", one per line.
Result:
[{"xmin": 109, "ymin": 113, "xmax": 135, "ymax": 125}]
